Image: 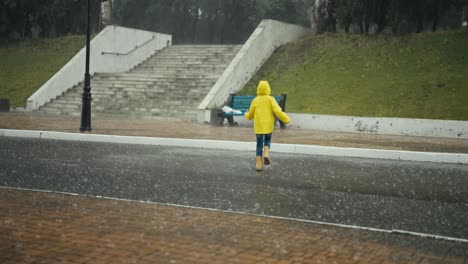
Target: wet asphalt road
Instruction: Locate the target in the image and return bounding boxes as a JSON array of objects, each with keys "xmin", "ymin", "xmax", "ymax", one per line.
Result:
[{"xmin": 1, "ymin": 137, "xmax": 468, "ymax": 240}]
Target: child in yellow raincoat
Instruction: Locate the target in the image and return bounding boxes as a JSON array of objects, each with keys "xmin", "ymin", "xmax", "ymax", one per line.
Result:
[{"xmin": 245, "ymin": 81, "xmax": 292, "ymax": 171}]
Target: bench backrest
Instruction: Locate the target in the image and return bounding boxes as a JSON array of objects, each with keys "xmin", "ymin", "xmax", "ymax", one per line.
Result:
[{"xmin": 229, "ymin": 94, "xmax": 286, "ymax": 111}]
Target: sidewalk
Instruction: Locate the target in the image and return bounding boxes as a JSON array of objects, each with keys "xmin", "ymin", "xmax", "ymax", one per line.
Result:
[
  {"xmin": 1, "ymin": 112, "xmax": 468, "ymax": 263},
  {"xmin": 1, "ymin": 188, "xmax": 466, "ymax": 264},
  {"xmin": 1, "ymin": 112, "xmax": 468, "ymax": 153}
]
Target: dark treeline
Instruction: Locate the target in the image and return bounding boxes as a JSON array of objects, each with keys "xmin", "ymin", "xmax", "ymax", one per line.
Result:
[
  {"xmin": 329, "ymin": 0, "xmax": 468, "ymax": 34},
  {"xmin": 112, "ymin": 0, "xmax": 310, "ymax": 44},
  {"xmin": 114, "ymin": 0, "xmax": 468, "ymax": 42},
  {"xmin": 0, "ymin": 0, "xmax": 101, "ymax": 41},
  {"xmin": 0, "ymin": 0, "xmax": 467, "ymax": 43}
]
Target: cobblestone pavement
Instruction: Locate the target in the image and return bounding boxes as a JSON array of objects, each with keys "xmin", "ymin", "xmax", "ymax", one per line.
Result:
[
  {"xmin": 1, "ymin": 112, "xmax": 468, "ymax": 153},
  {"xmin": 1, "ymin": 188, "xmax": 467, "ymax": 264}
]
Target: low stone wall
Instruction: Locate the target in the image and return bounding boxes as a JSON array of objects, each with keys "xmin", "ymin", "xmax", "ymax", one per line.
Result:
[
  {"xmin": 27, "ymin": 26, "xmax": 172, "ymax": 111},
  {"xmin": 234, "ymin": 113, "xmax": 468, "ymax": 139},
  {"xmin": 197, "ymin": 19, "xmax": 311, "ymax": 124}
]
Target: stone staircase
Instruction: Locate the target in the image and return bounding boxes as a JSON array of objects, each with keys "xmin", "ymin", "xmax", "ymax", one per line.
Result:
[{"xmin": 38, "ymin": 45, "xmax": 241, "ymax": 120}]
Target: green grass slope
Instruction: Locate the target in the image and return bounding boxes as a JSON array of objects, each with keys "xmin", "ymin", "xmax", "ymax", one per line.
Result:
[
  {"xmin": 0, "ymin": 36, "xmax": 85, "ymax": 107},
  {"xmin": 240, "ymin": 31, "xmax": 468, "ymax": 121}
]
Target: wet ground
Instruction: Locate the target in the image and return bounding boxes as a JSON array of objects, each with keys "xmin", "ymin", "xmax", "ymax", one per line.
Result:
[
  {"xmin": 1, "ymin": 137, "xmax": 468, "ymax": 239},
  {"xmin": 0, "ymin": 138, "xmax": 468, "ymax": 239},
  {"xmin": 2, "ymin": 112, "xmax": 468, "ymax": 153},
  {"xmin": 1, "ymin": 112, "xmax": 468, "ymax": 263},
  {"xmin": 2, "ymin": 188, "xmax": 467, "ymax": 263}
]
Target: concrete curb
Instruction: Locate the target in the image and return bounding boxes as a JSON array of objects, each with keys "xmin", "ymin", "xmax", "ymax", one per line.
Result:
[{"xmin": 1, "ymin": 129, "xmax": 466, "ymax": 165}]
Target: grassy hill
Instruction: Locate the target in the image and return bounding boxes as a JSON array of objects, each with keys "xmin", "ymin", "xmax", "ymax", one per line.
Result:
[
  {"xmin": 1, "ymin": 31, "xmax": 467, "ymax": 120},
  {"xmin": 239, "ymin": 30, "xmax": 468, "ymax": 121},
  {"xmin": 0, "ymin": 36, "xmax": 85, "ymax": 107}
]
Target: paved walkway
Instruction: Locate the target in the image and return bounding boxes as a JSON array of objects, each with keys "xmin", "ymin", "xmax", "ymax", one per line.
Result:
[
  {"xmin": 1, "ymin": 112, "xmax": 468, "ymax": 263},
  {"xmin": 1, "ymin": 112, "xmax": 468, "ymax": 153},
  {"xmin": 1, "ymin": 188, "xmax": 467, "ymax": 264}
]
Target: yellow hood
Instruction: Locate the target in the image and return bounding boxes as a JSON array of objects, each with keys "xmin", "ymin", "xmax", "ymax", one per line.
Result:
[
  {"xmin": 245, "ymin": 80, "xmax": 291, "ymax": 134},
  {"xmin": 257, "ymin": 81, "xmax": 271, "ymax": 96}
]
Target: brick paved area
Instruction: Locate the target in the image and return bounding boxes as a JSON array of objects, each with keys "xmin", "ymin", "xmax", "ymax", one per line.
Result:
[{"xmin": 1, "ymin": 188, "xmax": 467, "ymax": 264}]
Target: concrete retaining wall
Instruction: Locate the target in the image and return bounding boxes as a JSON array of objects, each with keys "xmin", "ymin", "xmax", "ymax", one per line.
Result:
[
  {"xmin": 233, "ymin": 113, "xmax": 468, "ymax": 139},
  {"xmin": 197, "ymin": 19, "xmax": 311, "ymax": 124},
  {"xmin": 27, "ymin": 26, "xmax": 172, "ymax": 111}
]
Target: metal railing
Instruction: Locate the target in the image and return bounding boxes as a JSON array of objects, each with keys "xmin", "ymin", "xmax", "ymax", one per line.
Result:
[{"xmin": 101, "ymin": 35, "xmax": 158, "ymax": 56}]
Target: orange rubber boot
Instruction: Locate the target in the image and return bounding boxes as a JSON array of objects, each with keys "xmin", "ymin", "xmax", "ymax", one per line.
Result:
[
  {"xmin": 263, "ymin": 146, "xmax": 270, "ymax": 165},
  {"xmin": 256, "ymin": 156, "xmax": 263, "ymax": 171}
]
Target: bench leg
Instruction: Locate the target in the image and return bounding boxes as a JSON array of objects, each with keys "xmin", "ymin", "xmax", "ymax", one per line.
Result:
[
  {"xmin": 227, "ymin": 116, "xmax": 236, "ymax": 126},
  {"xmin": 275, "ymin": 118, "xmax": 286, "ymax": 129},
  {"xmin": 279, "ymin": 120, "xmax": 286, "ymax": 129}
]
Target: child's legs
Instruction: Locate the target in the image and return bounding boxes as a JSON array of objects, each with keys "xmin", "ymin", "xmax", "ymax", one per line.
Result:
[
  {"xmin": 256, "ymin": 134, "xmax": 264, "ymax": 156},
  {"xmin": 256, "ymin": 134, "xmax": 273, "ymax": 156},
  {"xmin": 264, "ymin": 133, "xmax": 272, "ymax": 149}
]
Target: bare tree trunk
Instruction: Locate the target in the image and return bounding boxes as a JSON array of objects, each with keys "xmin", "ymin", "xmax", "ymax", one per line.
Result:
[
  {"xmin": 377, "ymin": 0, "xmax": 387, "ymax": 33},
  {"xmin": 191, "ymin": 0, "xmax": 199, "ymax": 43},
  {"xmin": 432, "ymin": 0, "xmax": 441, "ymax": 32},
  {"xmin": 23, "ymin": 11, "xmax": 32, "ymax": 39},
  {"xmin": 344, "ymin": 22, "xmax": 350, "ymax": 33},
  {"xmin": 100, "ymin": 0, "xmax": 113, "ymax": 30},
  {"xmin": 310, "ymin": 0, "xmax": 335, "ymax": 34},
  {"xmin": 308, "ymin": 4, "xmax": 317, "ymax": 33},
  {"xmin": 416, "ymin": 17, "xmax": 423, "ymax": 33}
]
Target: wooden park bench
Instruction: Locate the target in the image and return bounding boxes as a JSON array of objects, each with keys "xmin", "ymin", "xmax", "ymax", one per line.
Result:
[{"xmin": 217, "ymin": 93, "xmax": 287, "ymax": 128}]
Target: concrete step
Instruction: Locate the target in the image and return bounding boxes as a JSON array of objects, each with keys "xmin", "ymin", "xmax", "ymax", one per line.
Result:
[
  {"xmin": 93, "ymin": 76, "xmax": 217, "ymax": 83},
  {"xmin": 95, "ymin": 101, "xmax": 199, "ymax": 110},
  {"xmin": 42, "ymin": 104, "xmax": 201, "ymax": 115},
  {"xmin": 92, "ymin": 78, "xmax": 217, "ymax": 84},
  {"xmin": 42, "ymin": 105, "xmax": 198, "ymax": 114},
  {"xmin": 38, "ymin": 108, "xmax": 198, "ymax": 120},
  {"xmin": 95, "ymin": 73, "xmax": 220, "ymax": 80},
  {"xmin": 99, "ymin": 107, "xmax": 198, "ymax": 114},
  {"xmin": 156, "ymin": 53, "xmax": 238, "ymax": 59},
  {"xmin": 135, "ymin": 67, "xmax": 228, "ymax": 73},
  {"xmin": 90, "ymin": 83, "xmax": 215, "ymax": 90},
  {"xmin": 51, "ymin": 87, "xmax": 212, "ymax": 99},
  {"xmin": 97, "ymin": 71, "xmax": 221, "ymax": 77},
  {"xmin": 91, "ymin": 84, "xmax": 215, "ymax": 90},
  {"xmin": 46, "ymin": 98, "xmax": 205, "ymax": 108},
  {"xmin": 95, "ymin": 110, "xmax": 198, "ymax": 119},
  {"xmin": 38, "ymin": 44, "xmax": 241, "ymax": 121},
  {"xmin": 163, "ymin": 45, "xmax": 241, "ymax": 50},
  {"xmin": 83, "ymin": 89, "xmax": 212, "ymax": 96},
  {"xmin": 130, "ymin": 69, "xmax": 225, "ymax": 75},
  {"xmin": 46, "ymin": 93, "xmax": 207, "ymax": 104},
  {"xmin": 130, "ymin": 68, "xmax": 224, "ymax": 73},
  {"xmin": 146, "ymin": 59, "xmax": 233, "ymax": 65},
  {"xmin": 141, "ymin": 61, "xmax": 229, "ymax": 66},
  {"xmin": 151, "ymin": 55, "xmax": 233, "ymax": 60},
  {"xmin": 55, "ymin": 89, "xmax": 210, "ymax": 97}
]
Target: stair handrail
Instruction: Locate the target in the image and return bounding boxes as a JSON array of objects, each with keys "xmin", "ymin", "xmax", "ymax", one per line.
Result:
[{"xmin": 101, "ymin": 35, "xmax": 164, "ymax": 56}]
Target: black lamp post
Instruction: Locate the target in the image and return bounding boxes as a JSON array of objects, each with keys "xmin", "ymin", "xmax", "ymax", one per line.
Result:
[{"xmin": 76, "ymin": 0, "xmax": 108, "ymax": 132}]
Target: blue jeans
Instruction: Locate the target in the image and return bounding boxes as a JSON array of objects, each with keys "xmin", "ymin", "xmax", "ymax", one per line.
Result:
[{"xmin": 256, "ymin": 134, "xmax": 272, "ymax": 156}]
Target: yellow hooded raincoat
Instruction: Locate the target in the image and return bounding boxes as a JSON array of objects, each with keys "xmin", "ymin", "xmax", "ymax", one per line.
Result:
[{"xmin": 245, "ymin": 81, "xmax": 291, "ymax": 134}]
